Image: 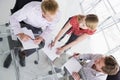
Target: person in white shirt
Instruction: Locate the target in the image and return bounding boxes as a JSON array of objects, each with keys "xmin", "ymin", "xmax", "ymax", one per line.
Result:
[
  {"xmin": 9, "ymin": 0, "xmax": 61, "ymax": 67},
  {"xmin": 70, "ymin": 53, "xmax": 119, "ymax": 80}
]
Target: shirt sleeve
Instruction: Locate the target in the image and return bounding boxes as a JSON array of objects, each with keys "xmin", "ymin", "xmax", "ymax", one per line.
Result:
[
  {"xmin": 69, "ymin": 16, "xmax": 78, "ymax": 26},
  {"xmin": 79, "ymin": 54, "xmax": 102, "ymax": 60},
  {"xmin": 40, "ymin": 10, "xmax": 61, "ymax": 41},
  {"xmin": 92, "ymin": 74, "xmax": 107, "ymax": 80},
  {"xmin": 82, "ymin": 68, "xmax": 107, "ymax": 80},
  {"xmin": 9, "ymin": 2, "xmax": 34, "ymax": 35}
]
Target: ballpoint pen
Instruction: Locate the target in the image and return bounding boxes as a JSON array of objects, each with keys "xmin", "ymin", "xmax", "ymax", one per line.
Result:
[
  {"xmin": 69, "ymin": 53, "xmax": 79, "ymax": 59},
  {"xmin": 50, "ymin": 40, "xmax": 53, "ymax": 49}
]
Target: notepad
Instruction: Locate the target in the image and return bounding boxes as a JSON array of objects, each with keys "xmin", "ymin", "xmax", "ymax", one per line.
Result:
[
  {"xmin": 17, "ymin": 27, "xmax": 39, "ymax": 50},
  {"xmin": 62, "ymin": 57, "xmax": 82, "ymax": 75}
]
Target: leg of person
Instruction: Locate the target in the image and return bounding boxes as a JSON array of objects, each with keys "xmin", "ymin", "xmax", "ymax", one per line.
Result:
[
  {"xmin": 18, "ymin": 22, "xmax": 44, "ymax": 66},
  {"xmin": 65, "ymin": 33, "xmax": 79, "ymax": 45},
  {"xmin": 0, "ymin": 37, "xmax": 3, "ymax": 41},
  {"xmin": 22, "ymin": 40, "xmax": 45, "ymax": 57},
  {"xmin": 3, "ymin": 36, "xmax": 22, "ymax": 68},
  {"xmin": 3, "ymin": 54, "xmax": 12, "ymax": 68}
]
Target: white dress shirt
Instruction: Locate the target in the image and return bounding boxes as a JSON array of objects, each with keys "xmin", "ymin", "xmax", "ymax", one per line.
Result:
[
  {"xmin": 10, "ymin": 1, "xmax": 61, "ymax": 41},
  {"xmin": 79, "ymin": 54, "xmax": 107, "ymax": 80}
]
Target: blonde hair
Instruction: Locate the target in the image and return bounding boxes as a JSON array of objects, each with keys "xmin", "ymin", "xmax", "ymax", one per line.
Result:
[
  {"xmin": 77, "ymin": 14, "xmax": 85, "ymax": 22},
  {"xmin": 77, "ymin": 14, "xmax": 98, "ymax": 30},
  {"xmin": 41, "ymin": 0, "xmax": 58, "ymax": 15},
  {"xmin": 85, "ymin": 14, "xmax": 99, "ymax": 30}
]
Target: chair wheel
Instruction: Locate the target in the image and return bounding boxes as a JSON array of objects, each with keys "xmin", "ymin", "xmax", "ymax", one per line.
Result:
[{"xmin": 34, "ymin": 61, "xmax": 38, "ymax": 64}]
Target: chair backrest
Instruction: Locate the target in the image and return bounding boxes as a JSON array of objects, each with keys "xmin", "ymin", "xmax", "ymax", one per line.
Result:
[
  {"xmin": 106, "ymin": 67, "xmax": 120, "ymax": 80},
  {"xmin": 11, "ymin": 0, "xmax": 42, "ymax": 14}
]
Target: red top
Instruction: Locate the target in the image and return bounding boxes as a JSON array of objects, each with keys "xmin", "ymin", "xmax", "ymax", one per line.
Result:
[{"xmin": 67, "ymin": 16, "xmax": 96, "ymax": 36}]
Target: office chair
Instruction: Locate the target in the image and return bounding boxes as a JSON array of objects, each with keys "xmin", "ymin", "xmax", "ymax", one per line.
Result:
[
  {"xmin": 3, "ymin": 0, "xmax": 42, "ymax": 68},
  {"xmin": 11, "ymin": 0, "xmax": 42, "ymax": 14}
]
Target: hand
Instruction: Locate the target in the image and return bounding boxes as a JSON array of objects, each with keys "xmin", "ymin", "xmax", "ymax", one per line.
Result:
[
  {"xmin": 69, "ymin": 53, "xmax": 80, "ymax": 59},
  {"xmin": 17, "ymin": 33, "xmax": 30, "ymax": 42},
  {"xmin": 56, "ymin": 47, "xmax": 65, "ymax": 55},
  {"xmin": 73, "ymin": 53, "xmax": 80, "ymax": 59},
  {"xmin": 72, "ymin": 72, "xmax": 81, "ymax": 80},
  {"xmin": 33, "ymin": 36, "xmax": 44, "ymax": 45}
]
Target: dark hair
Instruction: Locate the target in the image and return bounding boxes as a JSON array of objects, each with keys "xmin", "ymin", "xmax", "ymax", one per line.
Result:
[{"xmin": 102, "ymin": 55, "xmax": 119, "ymax": 75}]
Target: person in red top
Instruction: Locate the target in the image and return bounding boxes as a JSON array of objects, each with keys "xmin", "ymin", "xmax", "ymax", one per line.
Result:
[{"xmin": 50, "ymin": 14, "xmax": 99, "ymax": 54}]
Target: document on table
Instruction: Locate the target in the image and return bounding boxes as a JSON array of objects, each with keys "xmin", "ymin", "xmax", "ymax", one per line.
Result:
[
  {"xmin": 17, "ymin": 27, "xmax": 39, "ymax": 50},
  {"xmin": 42, "ymin": 35, "xmax": 61, "ymax": 61},
  {"xmin": 42, "ymin": 42, "xmax": 60, "ymax": 61},
  {"xmin": 62, "ymin": 57, "xmax": 82, "ymax": 75}
]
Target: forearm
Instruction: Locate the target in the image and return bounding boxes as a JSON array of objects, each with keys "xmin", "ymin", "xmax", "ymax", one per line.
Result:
[
  {"xmin": 54, "ymin": 22, "xmax": 71, "ymax": 43},
  {"xmin": 62, "ymin": 40, "xmax": 78, "ymax": 50},
  {"xmin": 63, "ymin": 34, "xmax": 89, "ymax": 51},
  {"xmin": 54, "ymin": 30, "xmax": 65, "ymax": 43}
]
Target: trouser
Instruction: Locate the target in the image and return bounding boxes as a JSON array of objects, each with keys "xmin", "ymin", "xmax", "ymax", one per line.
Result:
[
  {"xmin": 64, "ymin": 33, "xmax": 79, "ymax": 46},
  {"xmin": 19, "ymin": 22, "xmax": 45, "ymax": 57},
  {"xmin": 3, "ymin": 22, "xmax": 45, "ymax": 68}
]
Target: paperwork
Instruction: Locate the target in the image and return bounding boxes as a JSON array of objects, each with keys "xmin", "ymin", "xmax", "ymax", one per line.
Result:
[
  {"xmin": 17, "ymin": 27, "xmax": 39, "ymax": 50},
  {"xmin": 62, "ymin": 57, "xmax": 82, "ymax": 75}
]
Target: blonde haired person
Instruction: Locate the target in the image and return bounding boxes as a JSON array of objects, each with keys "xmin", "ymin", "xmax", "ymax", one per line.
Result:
[
  {"xmin": 50, "ymin": 14, "xmax": 99, "ymax": 54},
  {"xmin": 4, "ymin": 0, "xmax": 61, "ymax": 67}
]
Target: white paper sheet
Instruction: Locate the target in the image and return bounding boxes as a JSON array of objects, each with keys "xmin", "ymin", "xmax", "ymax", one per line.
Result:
[
  {"xmin": 42, "ymin": 35, "xmax": 60, "ymax": 61},
  {"xmin": 42, "ymin": 45, "xmax": 60, "ymax": 61},
  {"xmin": 22, "ymin": 27, "xmax": 35, "ymax": 39},
  {"xmin": 17, "ymin": 27, "xmax": 39, "ymax": 50},
  {"xmin": 62, "ymin": 57, "xmax": 82, "ymax": 75}
]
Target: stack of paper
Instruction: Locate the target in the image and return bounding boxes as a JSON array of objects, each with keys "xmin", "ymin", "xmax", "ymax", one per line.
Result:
[{"xmin": 62, "ymin": 57, "xmax": 82, "ymax": 75}]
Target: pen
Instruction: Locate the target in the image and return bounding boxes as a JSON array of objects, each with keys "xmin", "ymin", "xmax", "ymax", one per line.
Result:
[
  {"xmin": 69, "ymin": 53, "xmax": 79, "ymax": 59},
  {"xmin": 50, "ymin": 40, "xmax": 53, "ymax": 49}
]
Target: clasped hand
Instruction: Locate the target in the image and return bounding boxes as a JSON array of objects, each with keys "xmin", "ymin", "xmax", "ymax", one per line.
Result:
[
  {"xmin": 17, "ymin": 33, "xmax": 43, "ymax": 44},
  {"xmin": 49, "ymin": 41, "xmax": 65, "ymax": 55}
]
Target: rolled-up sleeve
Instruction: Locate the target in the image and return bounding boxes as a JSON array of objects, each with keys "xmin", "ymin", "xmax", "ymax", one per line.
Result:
[{"xmin": 79, "ymin": 54, "xmax": 102, "ymax": 60}]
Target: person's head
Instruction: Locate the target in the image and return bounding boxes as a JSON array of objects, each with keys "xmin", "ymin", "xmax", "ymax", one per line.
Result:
[
  {"xmin": 41, "ymin": 0, "xmax": 59, "ymax": 22},
  {"xmin": 78, "ymin": 14, "xmax": 99, "ymax": 30},
  {"xmin": 94, "ymin": 55, "xmax": 119, "ymax": 75}
]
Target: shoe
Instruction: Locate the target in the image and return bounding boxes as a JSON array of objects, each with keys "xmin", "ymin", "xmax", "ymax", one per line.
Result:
[
  {"xmin": 3, "ymin": 54, "xmax": 12, "ymax": 68},
  {"xmin": 48, "ymin": 67, "xmax": 61, "ymax": 75},
  {"xmin": 0, "ymin": 38, "xmax": 3, "ymax": 41},
  {"xmin": 19, "ymin": 51, "xmax": 26, "ymax": 67}
]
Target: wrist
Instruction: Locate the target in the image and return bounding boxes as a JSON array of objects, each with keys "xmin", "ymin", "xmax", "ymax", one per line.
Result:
[
  {"xmin": 17, "ymin": 33, "xmax": 24, "ymax": 36},
  {"xmin": 39, "ymin": 36, "xmax": 44, "ymax": 41}
]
